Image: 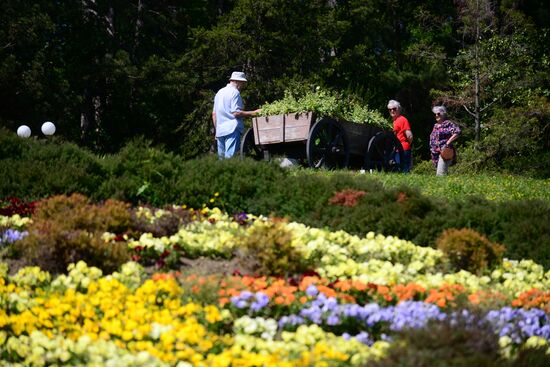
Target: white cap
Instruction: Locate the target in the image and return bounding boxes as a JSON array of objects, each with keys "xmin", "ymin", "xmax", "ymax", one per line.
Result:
[{"xmin": 229, "ymin": 71, "xmax": 247, "ymax": 82}]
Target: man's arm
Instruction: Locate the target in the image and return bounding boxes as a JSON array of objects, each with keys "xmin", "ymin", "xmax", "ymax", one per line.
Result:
[
  {"xmin": 212, "ymin": 111, "xmax": 216, "ymax": 128},
  {"xmin": 233, "ymin": 109, "xmax": 261, "ymax": 118}
]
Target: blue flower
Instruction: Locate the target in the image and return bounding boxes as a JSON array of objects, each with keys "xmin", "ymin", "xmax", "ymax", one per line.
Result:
[
  {"xmin": 279, "ymin": 315, "xmax": 305, "ymax": 328},
  {"xmin": 250, "ymin": 292, "xmax": 270, "ymax": 312},
  {"xmin": 327, "ymin": 313, "xmax": 340, "ymax": 326},
  {"xmin": 0, "ymin": 229, "xmax": 28, "ymax": 246},
  {"xmin": 305, "ymin": 284, "xmax": 318, "ymax": 297}
]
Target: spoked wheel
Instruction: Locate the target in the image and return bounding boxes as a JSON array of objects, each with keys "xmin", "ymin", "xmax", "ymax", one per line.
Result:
[
  {"xmin": 307, "ymin": 118, "xmax": 349, "ymax": 169},
  {"xmin": 240, "ymin": 128, "xmax": 264, "ymax": 160},
  {"xmin": 364, "ymin": 132, "xmax": 405, "ymax": 172}
]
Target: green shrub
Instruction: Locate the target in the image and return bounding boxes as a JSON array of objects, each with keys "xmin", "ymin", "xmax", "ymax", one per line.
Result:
[
  {"xmin": 0, "ymin": 129, "xmax": 105, "ymax": 200},
  {"xmin": 492, "ymin": 200, "xmax": 550, "ymax": 267},
  {"xmin": 0, "ymin": 127, "xmax": 27, "ymax": 159},
  {"xmin": 436, "ymin": 228, "xmax": 505, "ymax": 274},
  {"xmin": 239, "ymin": 219, "xmax": 312, "ymax": 277},
  {"xmin": 13, "ymin": 194, "xmax": 131, "ymax": 274},
  {"xmin": 96, "ymin": 138, "xmax": 186, "ymax": 205},
  {"xmin": 171, "ymin": 156, "xmax": 288, "ymax": 212},
  {"xmin": 510, "ymin": 346, "xmax": 550, "ymax": 367},
  {"xmin": 368, "ymin": 314, "xmax": 504, "ymax": 367},
  {"xmin": 303, "ymin": 182, "xmax": 442, "ymax": 247}
]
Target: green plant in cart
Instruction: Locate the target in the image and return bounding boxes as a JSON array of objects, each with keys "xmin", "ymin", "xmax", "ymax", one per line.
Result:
[{"xmin": 259, "ymin": 87, "xmax": 390, "ymax": 129}]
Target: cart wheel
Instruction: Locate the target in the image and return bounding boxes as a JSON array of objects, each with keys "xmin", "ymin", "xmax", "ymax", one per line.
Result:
[
  {"xmin": 240, "ymin": 128, "xmax": 264, "ymax": 160},
  {"xmin": 307, "ymin": 118, "xmax": 349, "ymax": 169},
  {"xmin": 364, "ymin": 132, "xmax": 404, "ymax": 172}
]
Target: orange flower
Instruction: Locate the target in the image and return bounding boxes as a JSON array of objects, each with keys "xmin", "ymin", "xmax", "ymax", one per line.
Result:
[
  {"xmin": 392, "ymin": 283, "xmax": 426, "ymax": 302},
  {"xmin": 252, "ymin": 277, "xmax": 268, "ymax": 291},
  {"xmin": 339, "ymin": 294, "xmax": 356, "ymax": 303},
  {"xmin": 152, "ymin": 272, "xmax": 175, "ymax": 281},
  {"xmin": 334, "ymin": 280, "xmax": 352, "ymax": 292},
  {"xmin": 512, "ymin": 288, "xmax": 550, "ymax": 312},
  {"xmin": 469, "ymin": 294, "xmax": 480, "ymax": 304},
  {"xmin": 317, "ymin": 285, "xmax": 337, "ymax": 298},
  {"xmin": 242, "ymin": 276, "xmax": 255, "ymax": 287},
  {"xmin": 352, "ymin": 280, "xmax": 368, "ymax": 291}
]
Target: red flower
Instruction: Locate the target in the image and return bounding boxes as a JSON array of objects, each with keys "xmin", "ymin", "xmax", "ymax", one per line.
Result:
[{"xmin": 328, "ymin": 189, "xmax": 366, "ymax": 207}]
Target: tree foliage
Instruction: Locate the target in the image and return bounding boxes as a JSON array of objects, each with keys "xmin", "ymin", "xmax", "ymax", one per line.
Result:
[{"xmin": 0, "ymin": 0, "xmax": 548, "ymax": 172}]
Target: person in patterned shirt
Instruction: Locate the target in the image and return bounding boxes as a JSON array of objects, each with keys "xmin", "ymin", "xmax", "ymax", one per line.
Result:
[{"xmin": 429, "ymin": 106, "xmax": 461, "ymax": 176}]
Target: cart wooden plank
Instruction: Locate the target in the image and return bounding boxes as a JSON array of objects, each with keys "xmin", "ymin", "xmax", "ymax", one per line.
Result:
[
  {"xmin": 284, "ymin": 112, "xmax": 314, "ymax": 142},
  {"xmin": 253, "ymin": 114, "xmax": 284, "ymax": 144},
  {"xmin": 253, "ymin": 112, "xmax": 315, "ymax": 145}
]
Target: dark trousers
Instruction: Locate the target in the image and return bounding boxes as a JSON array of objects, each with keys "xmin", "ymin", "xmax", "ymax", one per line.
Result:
[{"xmin": 395, "ymin": 150, "xmax": 412, "ymax": 173}]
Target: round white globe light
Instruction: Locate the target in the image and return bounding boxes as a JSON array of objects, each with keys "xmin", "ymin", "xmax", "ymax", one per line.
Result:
[
  {"xmin": 41, "ymin": 121, "xmax": 56, "ymax": 136},
  {"xmin": 17, "ymin": 125, "xmax": 31, "ymax": 138}
]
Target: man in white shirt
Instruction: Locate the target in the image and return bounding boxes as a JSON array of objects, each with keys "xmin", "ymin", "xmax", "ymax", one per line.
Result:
[{"xmin": 212, "ymin": 71, "xmax": 261, "ymax": 159}]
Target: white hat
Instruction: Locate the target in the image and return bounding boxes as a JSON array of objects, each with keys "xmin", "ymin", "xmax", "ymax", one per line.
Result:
[{"xmin": 229, "ymin": 71, "xmax": 247, "ymax": 82}]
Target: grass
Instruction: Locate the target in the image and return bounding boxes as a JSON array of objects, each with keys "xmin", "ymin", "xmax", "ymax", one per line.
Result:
[
  {"xmin": 370, "ymin": 172, "xmax": 550, "ymax": 202},
  {"xmin": 288, "ymin": 166, "xmax": 550, "ymax": 203}
]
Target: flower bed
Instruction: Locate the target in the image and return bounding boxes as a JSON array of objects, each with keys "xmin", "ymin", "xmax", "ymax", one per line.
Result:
[{"xmin": 1, "ymin": 202, "xmax": 549, "ymax": 366}]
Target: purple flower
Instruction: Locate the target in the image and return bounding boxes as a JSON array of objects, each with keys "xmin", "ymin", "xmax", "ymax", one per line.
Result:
[
  {"xmin": 387, "ymin": 301, "xmax": 446, "ymax": 331},
  {"xmin": 355, "ymin": 331, "xmax": 373, "ymax": 345},
  {"xmin": 300, "ymin": 306, "xmax": 323, "ymax": 324},
  {"xmin": 250, "ymin": 292, "xmax": 270, "ymax": 312},
  {"xmin": 305, "ymin": 284, "xmax": 319, "ymax": 297},
  {"xmin": 0, "ymin": 229, "xmax": 28, "ymax": 246},
  {"xmin": 233, "ymin": 212, "xmax": 249, "ymax": 225},
  {"xmin": 484, "ymin": 307, "xmax": 550, "ymax": 344},
  {"xmin": 231, "ymin": 298, "xmax": 248, "ymax": 309},
  {"xmin": 327, "ymin": 313, "xmax": 340, "ymax": 326},
  {"xmin": 230, "ymin": 290, "xmax": 260, "ymax": 310},
  {"xmin": 279, "ymin": 315, "xmax": 305, "ymax": 328}
]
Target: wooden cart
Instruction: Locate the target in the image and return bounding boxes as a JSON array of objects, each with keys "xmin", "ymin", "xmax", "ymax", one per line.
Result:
[{"xmin": 240, "ymin": 112, "xmax": 404, "ymax": 171}]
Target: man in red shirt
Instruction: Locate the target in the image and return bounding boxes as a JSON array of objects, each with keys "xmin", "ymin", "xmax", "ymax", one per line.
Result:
[{"xmin": 387, "ymin": 100, "xmax": 413, "ymax": 173}]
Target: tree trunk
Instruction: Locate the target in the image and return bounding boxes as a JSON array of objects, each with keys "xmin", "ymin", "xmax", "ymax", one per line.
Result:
[
  {"xmin": 474, "ymin": 43, "xmax": 481, "ymax": 142},
  {"xmin": 474, "ymin": 0, "xmax": 481, "ymax": 142},
  {"xmin": 133, "ymin": 0, "xmax": 144, "ymax": 54},
  {"xmin": 80, "ymin": 88, "xmax": 93, "ymax": 142},
  {"xmin": 79, "ymin": 0, "xmax": 115, "ymax": 146}
]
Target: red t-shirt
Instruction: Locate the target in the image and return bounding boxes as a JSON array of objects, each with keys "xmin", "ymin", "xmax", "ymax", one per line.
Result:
[{"xmin": 393, "ymin": 115, "xmax": 411, "ymax": 151}]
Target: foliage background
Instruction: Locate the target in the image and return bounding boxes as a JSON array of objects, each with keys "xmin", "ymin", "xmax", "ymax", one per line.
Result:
[{"xmin": 0, "ymin": 0, "xmax": 548, "ymax": 174}]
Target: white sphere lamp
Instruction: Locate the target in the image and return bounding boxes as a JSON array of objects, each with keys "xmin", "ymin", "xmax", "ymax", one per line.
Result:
[
  {"xmin": 41, "ymin": 121, "xmax": 56, "ymax": 136},
  {"xmin": 17, "ymin": 125, "xmax": 31, "ymax": 138}
]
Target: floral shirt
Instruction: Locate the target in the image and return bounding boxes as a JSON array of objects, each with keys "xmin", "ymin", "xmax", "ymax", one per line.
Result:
[{"xmin": 429, "ymin": 120, "xmax": 461, "ymax": 165}]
